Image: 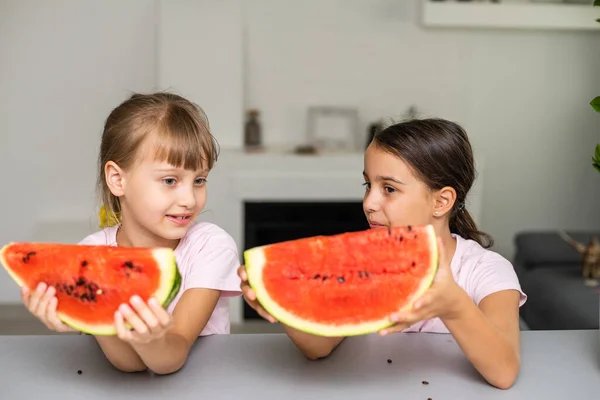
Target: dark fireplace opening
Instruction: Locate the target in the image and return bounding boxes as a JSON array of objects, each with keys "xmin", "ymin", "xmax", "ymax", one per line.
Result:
[{"xmin": 243, "ymin": 201, "xmax": 369, "ymax": 321}]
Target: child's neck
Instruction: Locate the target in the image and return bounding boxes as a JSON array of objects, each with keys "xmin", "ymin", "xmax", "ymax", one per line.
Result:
[{"xmin": 115, "ymin": 223, "xmax": 180, "ymax": 250}]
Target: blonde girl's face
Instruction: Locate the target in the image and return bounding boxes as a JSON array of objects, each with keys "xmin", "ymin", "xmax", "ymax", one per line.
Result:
[
  {"xmin": 362, "ymin": 143, "xmax": 435, "ymax": 229},
  {"xmin": 105, "ymin": 139, "xmax": 209, "ymax": 244}
]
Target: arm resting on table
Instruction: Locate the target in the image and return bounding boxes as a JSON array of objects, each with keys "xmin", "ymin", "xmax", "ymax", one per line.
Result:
[
  {"xmin": 94, "ymin": 336, "xmax": 147, "ymax": 372},
  {"xmin": 132, "ymin": 288, "xmax": 221, "ymax": 375},
  {"xmin": 443, "ymin": 289, "xmax": 522, "ymax": 390}
]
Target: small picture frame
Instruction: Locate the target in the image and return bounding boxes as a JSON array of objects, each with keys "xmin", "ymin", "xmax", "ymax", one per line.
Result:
[{"xmin": 306, "ymin": 106, "xmax": 360, "ymax": 152}]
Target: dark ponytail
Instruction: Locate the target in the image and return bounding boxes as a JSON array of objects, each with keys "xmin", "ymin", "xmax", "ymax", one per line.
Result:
[{"xmin": 373, "ymin": 118, "xmax": 494, "ymax": 249}]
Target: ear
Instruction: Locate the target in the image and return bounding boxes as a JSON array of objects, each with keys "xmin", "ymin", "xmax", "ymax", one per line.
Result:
[
  {"xmin": 432, "ymin": 186, "xmax": 456, "ymax": 218},
  {"xmin": 104, "ymin": 161, "xmax": 126, "ymax": 197}
]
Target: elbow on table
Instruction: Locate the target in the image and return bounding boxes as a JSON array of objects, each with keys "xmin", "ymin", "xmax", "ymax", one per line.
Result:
[
  {"xmin": 487, "ymin": 362, "xmax": 520, "ymax": 390},
  {"xmin": 301, "ymin": 345, "xmax": 337, "ymax": 361},
  {"xmin": 110, "ymin": 361, "xmax": 147, "ymax": 374},
  {"xmin": 149, "ymin": 359, "xmax": 187, "ymax": 375}
]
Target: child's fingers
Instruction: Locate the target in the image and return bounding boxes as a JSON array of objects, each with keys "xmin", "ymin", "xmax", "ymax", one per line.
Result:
[
  {"xmin": 378, "ymin": 322, "xmax": 409, "ymax": 336},
  {"xmin": 35, "ymin": 286, "xmax": 56, "ymax": 322},
  {"xmin": 257, "ymin": 307, "xmax": 276, "ymax": 324},
  {"xmin": 46, "ymin": 297, "xmax": 71, "ymax": 332},
  {"xmin": 119, "ymin": 304, "xmax": 149, "ymax": 335},
  {"xmin": 241, "ymin": 284, "xmax": 256, "ymax": 301},
  {"xmin": 241, "ymin": 284, "xmax": 276, "ymax": 322},
  {"xmin": 129, "ymin": 296, "xmax": 160, "ymax": 333},
  {"xmin": 28, "ymin": 282, "xmax": 47, "ymax": 314},
  {"xmin": 21, "ymin": 286, "xmax": 31, "ymax": 307},
  {"xmin": 237, "ymin": 265, "xmax": 248, "ymax": 281},
  {"xmin": 115, "ymin": 311, "xmax": 132, "ymax": 341},
  {"xmin": 412, "ymin": 292, "xmax": 433, "ymax": 310},
  {"xmin": 148, "ymin": 298, "xmax": 171, "ymax": 328}
]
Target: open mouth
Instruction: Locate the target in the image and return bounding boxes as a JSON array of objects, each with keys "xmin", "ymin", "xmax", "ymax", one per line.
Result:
[{"xmin": 166, "ymin": 214, "xmax": 193, "ymax": 225}]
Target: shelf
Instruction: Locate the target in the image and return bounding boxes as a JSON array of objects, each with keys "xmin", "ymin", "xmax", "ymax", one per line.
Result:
[{"xmin": 421, "ymin": 1, "xmax": 600, "ymax": 31}]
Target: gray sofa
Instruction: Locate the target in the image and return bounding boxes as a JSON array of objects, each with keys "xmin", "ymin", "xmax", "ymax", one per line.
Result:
[{"xmin": 513, "ymin": 231, "xmax": 599, "ymax": 330}]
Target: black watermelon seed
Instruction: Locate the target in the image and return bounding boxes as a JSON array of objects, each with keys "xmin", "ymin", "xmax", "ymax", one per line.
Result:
[
  {"xmin": 76, "ymin": 277, "xmax": 86, "ymax": 286},
  {"xmin": 337, "ymin": 277, "xmax": 345, "ymax": 283},
  {"xmin": 411, "ymin": 261, "xmax": 416, "ymax": 267},
  {"xmin": 81, "ymin": 260, "xmax": 88, "ymax": 267},
  {"xmin": 422, "ymin": 380, "xmax": 429, "ymax": 385},
  {"xmin": 313, "ymin": 274, "xmax": 320, "ymax": 279},
  {"xmin": 77, "ymin": 370, "xmax": 82, "ymax": 375},
  {"xmin": 124, "ymin": 261, "xmax": 134, "ymax": 269},
  {"xmin": 364, "ymin": 271, "xmax": 370, "ymax": 278},
  {"xmin": 387, "ymin": 359, "xmax": 392, "ymax": 363},
  {"xmin": 322, "ymin": 276, "xmax": 328, "ymax": 281},
  {"xmin": 407, "ymin": 225, "xmax": 412, "ymax": 231}
]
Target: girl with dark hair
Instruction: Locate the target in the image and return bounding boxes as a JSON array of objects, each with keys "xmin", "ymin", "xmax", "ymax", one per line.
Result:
[{"xmin": 239, "ymin": 118, "xmax": 526, "ymax": 389}]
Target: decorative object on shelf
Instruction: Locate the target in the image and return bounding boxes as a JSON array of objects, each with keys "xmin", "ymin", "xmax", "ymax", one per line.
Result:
[
  {"xmin": 244, "ymin": 109, "xmax": 263, "ymax": 151},
  {"xmin": 559, "ymin": 231, "xmax": 600, "ymax": 280},
  {"xmin": 306, "ymin": 106, "xmax": 360, "ymax": 152},
  {"xmin": 293, "ymin": 144, "xmax": 318, "ymax": 155}
]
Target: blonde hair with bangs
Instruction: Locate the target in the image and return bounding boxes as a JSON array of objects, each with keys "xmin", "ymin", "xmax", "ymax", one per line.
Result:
[{"xmin": 97, "ymin": 92, "xmax": 219, "ymax": 228}]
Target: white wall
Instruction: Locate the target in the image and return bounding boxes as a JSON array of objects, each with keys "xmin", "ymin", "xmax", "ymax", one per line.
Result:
[
  {"xmin": 1, "ymin": 0, "xmax": 599, "ymax": 304},
  {"xmin": 0, "ymin": 0, "xmax": 157, "ymax": 302},
  {"xmin": 157, "ymin": 0, "xmax": 243, "ymax": 148},
  {"xmin": 242, "ymin": 0, "xmax": 600, "ymax": 257}
]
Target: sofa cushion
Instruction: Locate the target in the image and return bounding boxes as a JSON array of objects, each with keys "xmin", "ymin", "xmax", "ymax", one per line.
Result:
[
  {"xmin": 513, "ymin": 231, "xmax": 600, "ymax": 270},
  {"xmin": 519, "ymin": 265, "xmax": 599, "ymax": 330}
]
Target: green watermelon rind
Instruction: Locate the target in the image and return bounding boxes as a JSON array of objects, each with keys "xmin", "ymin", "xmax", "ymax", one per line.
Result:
[
  {"xmin": 244, "ymin": 225, "xmax": 439, "ymax": 337},
  {"xmin": 0, "ymin": 244, "xmax": 180, "ymax": 336}
]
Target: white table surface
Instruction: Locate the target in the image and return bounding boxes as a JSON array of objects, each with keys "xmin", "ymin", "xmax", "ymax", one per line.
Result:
[{"xmin": 0, "ymin": 329, "xmax": 598, "ymax": 399}]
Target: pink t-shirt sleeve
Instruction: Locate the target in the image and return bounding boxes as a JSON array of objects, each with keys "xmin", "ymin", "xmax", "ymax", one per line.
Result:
[
  {"xmin": 468, "ymin": 252, "xmax": 527, "ymax": 307},
  {"xmin": 180, "ymin": 224, "xmax": 242, "ymax": 298}
]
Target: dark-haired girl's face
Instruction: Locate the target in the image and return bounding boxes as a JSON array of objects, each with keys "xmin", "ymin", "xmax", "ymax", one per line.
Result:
[{"xmin": 362, "ymin": 144, "xmax": 435, "ymax": 229}]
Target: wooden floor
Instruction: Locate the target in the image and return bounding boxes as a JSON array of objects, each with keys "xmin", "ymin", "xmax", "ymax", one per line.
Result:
[{"xmin": 0, "ymin": 304, "xmax": 285, "ymax": 335}]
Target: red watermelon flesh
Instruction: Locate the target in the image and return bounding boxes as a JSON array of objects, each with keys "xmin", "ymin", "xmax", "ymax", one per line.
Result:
[
  {"xmin": 0, "ymin": 242, "xmax": 181, "ymax": 335},
  {"xmin": 244, "ymin": 225, "xmax": 438, "ymax": 336}
]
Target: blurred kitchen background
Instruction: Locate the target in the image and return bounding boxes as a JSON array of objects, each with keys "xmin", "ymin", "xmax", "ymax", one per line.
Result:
[{"xmin": 1, "ymin": 0, "xmax": 599, "ymax": 334}]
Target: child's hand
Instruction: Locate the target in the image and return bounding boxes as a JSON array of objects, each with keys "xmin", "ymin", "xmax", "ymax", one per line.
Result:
[
  {"xmin": 21, "ymin": 283, "xmax": 76, "ymax": 332},
  {"xmin": 379, "ymin": 237, "xmax": 467, "ymax": 335},
  {"xmin": 237, "ymin": 265, "xmax": 277, "ymax": 323},
  {"xmin": 115, "ymin": 296, "xmax": 174, "ymax": 344}
]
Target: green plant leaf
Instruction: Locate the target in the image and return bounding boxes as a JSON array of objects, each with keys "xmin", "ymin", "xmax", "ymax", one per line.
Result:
[
  {"xmin": 593, "ymin": 145, "xmax": 600, "ymax": 173},
  {"xmin": 594, "ymin": 0, "xmax": 600, "ymax": 7},
  {"xmin": 591, "ymin": 97, "xmax": 600, "ymax": 113}
]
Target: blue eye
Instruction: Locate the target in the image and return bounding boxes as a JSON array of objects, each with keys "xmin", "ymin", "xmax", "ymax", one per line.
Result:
[
  {"xmin": 162, "ymin": 178, "xmax": 176, "ymax": 186},
  {"xmin": 195, "ymin": 178, "xmax": 206, "ymax": 185}
]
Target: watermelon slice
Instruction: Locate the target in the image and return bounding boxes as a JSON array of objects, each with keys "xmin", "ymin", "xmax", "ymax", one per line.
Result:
[
  {"xmin": 0, "ymin": 242, "xmax": 181, "ymax": 335},
  {"xmin": 244, "ymin": 224, "xmax": 438, "ymax": 337}
]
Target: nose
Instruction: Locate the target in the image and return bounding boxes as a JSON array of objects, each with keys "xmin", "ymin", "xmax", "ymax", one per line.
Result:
[
  {"xmin": 363, "ymin": 189, "xmax": 380, "ymax": 214},
  {"xmin": 177, "ymin": 185, "xmax": 197, "ymax": 209}
]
